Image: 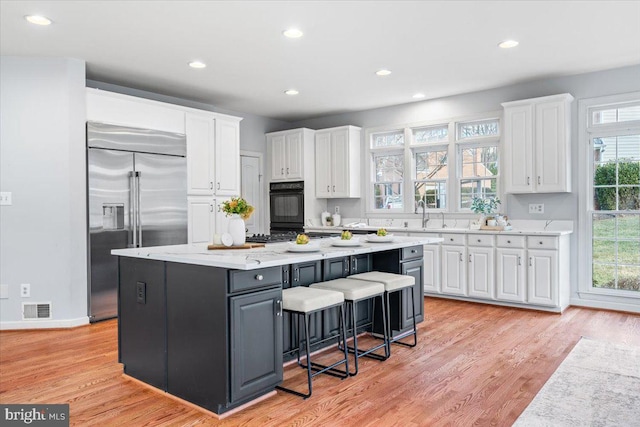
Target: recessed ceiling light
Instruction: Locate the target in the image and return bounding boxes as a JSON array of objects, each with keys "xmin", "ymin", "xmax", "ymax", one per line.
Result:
[
  {"xmin": 284, "ymin": 89, "xmax": 299, "ymax": 96},
  {"xmin": 283, "ymin": 28, "xmax": 303, "ymax": 38},
  {"xmin": 188, "ymin": 61, "xmax": 207, "ymax": 69},
  {"xmin": 25, "ymin": 15, "xmax": 52, "ymax": 26},
  {"xmin": 376, "ymin": 69, "xmax": 392, "ymax": 76},
  {"xmin": 413, "ymin": 93, "xmax": 425, "ymax": 99},
  {"xmin": 498, "ymin": 40, "xmax": 519, "ymax": 49}
]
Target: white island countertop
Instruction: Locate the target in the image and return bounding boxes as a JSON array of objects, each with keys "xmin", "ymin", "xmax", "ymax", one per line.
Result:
[{"xmin": 112, "ymin": 236, "xmax": 443, "ymax": 270}]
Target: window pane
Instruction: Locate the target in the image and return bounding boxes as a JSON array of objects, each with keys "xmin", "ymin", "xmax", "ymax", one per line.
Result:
[
  {"xmin": 415, "ymin": 150, "xmax": 448, "ymax": 179},
  {"xmin": 414, "ymin": 181, "xmax": 447, "ymax": 209},
  {"xmin": 619, "ymin": 214, "xmax": 640, "ymax": 239},
  {"xmin": 460, "ymin": 179, "xmax": 497, "ymax": 209},
  {"xmin": 461, "ymin": 146, "xmax": 499, "ymax": 178},
  {"xmin": 413, "ymin": 125, "xmax": 448, "ymax": 144},
  {"xmin": 619, "ymin": 240, "xmax": 640, "ymax": 265},
  {"xmin": 373, "ymin": 184, "xmax": 402, "ymax": 209},
  {"xmin": 457, "ymin": 119, "xmax": 499, "ymax": 140},
  {"xmin": 593, "ymin": 136, "xmax": 640, "ymax": 210},
  {"xmin": 592, "ymin": 213, "xmax": 616, "ymax": 239},
  {"xmin": 618, "ymin": 266, "xmax": 640, "ymax": 291},
  {"xmin": 592, "ymin": 239, "xmax": 616, "ymax": 264},
  {"xmin": 372, "ymin": 131, "xmax": 404, "ymax": 148},
  {"xmin": 592, "ymin": 104, "xmax": 640, "ymax": 125},
  {"xmin": 592, "ymin": 264, "xmax": 616, "ymax": 289},
  {"xmin": 374, "ymin": 154, "xmax": 403, "ymax": 183}
]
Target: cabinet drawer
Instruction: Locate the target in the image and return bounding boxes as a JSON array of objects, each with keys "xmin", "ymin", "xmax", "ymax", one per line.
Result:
[
  {"xmin": 496, "ymin": 235, "xmax": 525, "ymax": 248},
  {"xmin": 229, "ymin": 267, "xmax": 282, "ymax": 293},
  {"xmin": 527, "ymin": 236, "xmax": 558, "ymax": 250},
  {"xmin": 468, "ymin": 234, "xmax": 494, "ymax": 247},
  {"xmin": 402, "ymin": 245, "xmax": 423, "ymax": 261},
  {"xmin": 442, "ymin": 233, "xmax": 466, "ymax": 246}
]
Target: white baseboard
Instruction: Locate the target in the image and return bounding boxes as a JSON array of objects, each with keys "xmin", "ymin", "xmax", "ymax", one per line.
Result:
[
  {"xmin": 570, "ymin": 297, "xmax": 640, "ymax": 314},
  {"xmin": 0, "ymin": 316, "xmax": 90, "ymax": 330}
]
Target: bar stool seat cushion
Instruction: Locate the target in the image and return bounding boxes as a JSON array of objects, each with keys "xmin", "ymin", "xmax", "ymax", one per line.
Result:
[
  {"xmin": 348, "ymin": 271, "xmax": 415, "ymax": 292},
  {"xmin": 310, "ymin": 278, "xmax": 384, "ymax": 301},
  {"xmin": 282, "ymin": 287, "xmax": 344, "ymax": 313}
]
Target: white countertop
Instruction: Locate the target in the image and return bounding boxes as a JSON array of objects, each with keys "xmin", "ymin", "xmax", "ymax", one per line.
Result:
[
  {"xmin": 305, "ymin": 223, "xmax": 573, "ymax": 236},
  {"xmin": 112, "ymin": 236, "xmax": 443, "ymax": 270}
]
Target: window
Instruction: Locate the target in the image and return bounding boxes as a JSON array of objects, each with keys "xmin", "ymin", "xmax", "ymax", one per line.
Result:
[
  {"xmin": 459, "ymin": 145, "xmax": 499, "ymax": 209},
  {"xmin": 367, "ymin": 114, "xmax": 500, "ymax": 213},
  {"xmin": 591, "ymin": 103, "xmax": 640, "ymax": 126},
  {"xmin": 414, "ymin": 148, "xmax": 448, "ymax": 209},
  {"xmin": 371, "ymin": 129, "xmax": 405, "ymax": 210}
]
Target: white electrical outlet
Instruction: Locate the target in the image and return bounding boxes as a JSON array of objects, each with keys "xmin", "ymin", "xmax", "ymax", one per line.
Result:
[
  {"xmin": 0, "ymin": 284, "xmax": 8, "ymax": 299},
  {"xmin": 335, "ymin": 206, "xmax": 340, "ymax": 214},
  {"xmin": 529, "ymin": 203, "xmax": 544, "ymax": 214},
  {"xmin": 20, "ymin": 283, "xmax": 30, "ymax": 298},
  {"xmin": 0, "ymin": 192, "xmax": 12, "ymax": 206}
]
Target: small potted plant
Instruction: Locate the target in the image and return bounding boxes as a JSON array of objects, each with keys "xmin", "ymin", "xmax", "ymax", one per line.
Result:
[
  {"xmin": 221, "ymin": 197, "xmax": 254, "ymax": 245},
  {"xmin": 470, "ymin": 197, "xmax": 501, "ymax": 226}
]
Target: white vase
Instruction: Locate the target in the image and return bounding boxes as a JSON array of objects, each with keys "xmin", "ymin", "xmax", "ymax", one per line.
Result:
[{"xmin": 227, "ymin": 214, "xmax": 246, "ymax": 246}]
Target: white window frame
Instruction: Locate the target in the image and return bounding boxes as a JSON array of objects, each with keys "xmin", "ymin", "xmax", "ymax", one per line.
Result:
[
  {"xmin": 369, "ymin": 128, "xmax": 406, "ymax": 212},
  {"xmin": 457, "ymin": 140, "xmax": 501, "ymax": 211},
  {"xmin": 412, "ymin": 144, "xmax": 449, "ymax": 211},
  {"xmin": 577, "ymin": 91, "xmax": 640, "ymax": 309},
  {"xmin": 364, "ymin": 111, "xmax": 502, "ymax": 215}
]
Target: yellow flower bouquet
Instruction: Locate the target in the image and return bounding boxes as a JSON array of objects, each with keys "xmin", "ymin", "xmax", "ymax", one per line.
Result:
[{"xmin": 221, "ymin": 197, "xmax": 254, "ymax": 220}]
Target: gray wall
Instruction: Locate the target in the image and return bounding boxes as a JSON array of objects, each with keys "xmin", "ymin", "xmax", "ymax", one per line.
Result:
[
  {"xmin": 86, "ymin": 80, "xmax": 289, "ymax": 154},
  {"xmin": 0, "ymin": 57, "xmax": 87, "ymax": 325},
  {"xmin": 289, "ymin": 64, "xmax": 640, "ymax": 307}
]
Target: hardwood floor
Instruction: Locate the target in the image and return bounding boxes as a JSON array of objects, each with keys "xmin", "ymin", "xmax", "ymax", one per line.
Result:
[{"xmin": 1, "ymin": 298, "xmax": 639, "ymax": 426}]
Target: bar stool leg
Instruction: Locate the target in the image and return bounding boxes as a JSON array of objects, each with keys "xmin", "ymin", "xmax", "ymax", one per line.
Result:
[{"xmin": 339, "ymin": 304, "xmax": 350, "ymax": 378}]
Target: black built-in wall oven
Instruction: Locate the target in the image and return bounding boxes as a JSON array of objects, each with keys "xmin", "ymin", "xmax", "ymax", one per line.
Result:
[{"xmin": 270, "ymin": 181, "xmax": 304, "ymax": 234}]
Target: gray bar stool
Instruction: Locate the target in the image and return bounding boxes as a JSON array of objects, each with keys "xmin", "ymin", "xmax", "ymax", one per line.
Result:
[
  {"xmin": 348, "ymin": 271, "xmax": 417, "ymax": 351},
  {"xmin": 276, "ymin": 286, "xmax": 349, "ymax": 399},
  {"xmin": 310, "ymin": 278, "xmax": 389, "ymax": 376}
]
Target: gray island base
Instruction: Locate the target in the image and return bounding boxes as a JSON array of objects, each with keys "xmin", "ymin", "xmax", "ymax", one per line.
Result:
[{"xmin": 112, "ymin": 236, "xmax": 441, "ymax": 416}]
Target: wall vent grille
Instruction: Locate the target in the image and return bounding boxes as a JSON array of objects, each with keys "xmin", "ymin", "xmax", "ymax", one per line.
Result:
[{"xmin": 22, "ymin": 302, "xmax": 52, "ymax": 320}]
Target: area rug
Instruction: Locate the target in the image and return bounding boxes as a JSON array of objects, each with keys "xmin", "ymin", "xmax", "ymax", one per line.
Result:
[{"xmin": 513, "ymin": 337, "xmax": 640, "ymax": 426}]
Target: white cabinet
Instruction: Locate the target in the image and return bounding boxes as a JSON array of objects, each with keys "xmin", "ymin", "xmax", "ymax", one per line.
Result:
[
  {"xmin": 267, "ymin": 130, "xmax": 304, "ymax": 181},
  {"xmin": 527, "ymin": 249, "xmax": 558, "ymax": 306},
  {"xmin": 502, "ymin": 93, "xmax": 573, "ymax": 193},
  {"xmin": 441, "ymin": 241, "xmax": 467, "ymax": 296},
  {"xmin": 187, "ymin": 197, "xmax": 230, "ymax": 244},
  {"xmin": 315, "ymin": 126, "xmax": 361, "ymax": 198},
  {"xmin": 186, "ymin": 112, "xmax": 241, "ymax": 197},
  {"xmin": 496, "ymin": 248, "xmax": 527, "ymax": 303},
  {"xmin": 422, "ymin": 242, "xmax": 441, "ymax": 293},
  {"xmin": 468, "ymin": 246, "xmax": 495, "ymax": 300}
]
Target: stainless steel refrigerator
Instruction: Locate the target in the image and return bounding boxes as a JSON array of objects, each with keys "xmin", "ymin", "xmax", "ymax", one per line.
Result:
[{"xmin": 87, "ymin": 122, "xmax": 187, "ymax": 322}]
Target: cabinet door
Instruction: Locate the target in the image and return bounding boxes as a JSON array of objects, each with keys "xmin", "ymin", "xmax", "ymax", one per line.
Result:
[
  {"xmin": 468, "ymin": 247, "xmax": 495, "ymax": 299},
  {"xmin": 230, "ymin": 288, "xmax": 283, "ymax": 403},
  {"xmin": 187, "ymin": 197, "xmax": 215, "ymax": 244},
  {"xmin": 186, "ymin": 113, "xmax": 215, "ymax": 195},
  {"xmin": 496, "ymin": 248, "xmax": 526, "ymax": 302},
  {"xmin": 441, "ymin": 245, "xmax": 467, "ymax": 295},
  {"xmin": 331, "ymin": 128, "xmax": 350, "ymax": 197},
  {"xmin": 503, "ymin": 105, "xmax": 534, "ymax": 193},
  {"xmin": 285, "ymin": 132, "xmax": 303, "ymax": 179},
  {"xmin": 119, "ymin": 258, "xmax": 166, "ymax": 390},
  {"xmin": 535, "ymin": 100, "xmax": 568, "ymax": 192},
  {"xmin": 290, "ymin": 261, "xmax": 323, "ymax": 345},
  {"xmin": 215, "ymin": 118, "xmax": 240, "ymax": 196},
  {"xmin": 401, "ymin": 259, "xmax": 424, "ymax": 330},
  {"xmin": 270, "ymin": 135, "xmax": 286, "ymax": 180},
  {"xmin": 315, "ymin": 131, "xmax": 332, "ymax": 198},
  {"xmin": 422, "ymin": 244, "xmax": 441, "ymax": 293},
  {"xmin": 527, "ymin": 249, "xmax": 558, "ymax": 306}
]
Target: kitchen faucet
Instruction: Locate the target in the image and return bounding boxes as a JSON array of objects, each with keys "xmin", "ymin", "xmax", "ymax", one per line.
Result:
[
  {"xmin": 440, "ymin": 211, "xmax": 447, "ymax": 228},
  {"xmin": 415, "ymin": 200, "xmax": 429, "ymax": 228}
]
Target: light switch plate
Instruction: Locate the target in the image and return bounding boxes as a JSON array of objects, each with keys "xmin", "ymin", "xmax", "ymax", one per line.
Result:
[
  {"xmin": 529, "ymin": 203, "xmax": 544, "ymax": 214},
  {"xmin": 20, "ymin": 283, "xmax": 30, "ymax": 298},
  {"xmin": 0, "ymin": 192, "xmax": 12, "ymax": 206}
]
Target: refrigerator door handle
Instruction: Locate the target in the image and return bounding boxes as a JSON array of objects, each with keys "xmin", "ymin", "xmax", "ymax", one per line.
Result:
[
  {"xmin": 136, "ymin": 171, "xmax": 142, "ymax": 247},
  {"xmin": 129, "ymin": 171, "xmax": 137, "ymax": 247}
]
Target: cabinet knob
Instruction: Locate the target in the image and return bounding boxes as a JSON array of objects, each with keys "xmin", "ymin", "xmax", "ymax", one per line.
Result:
[
  {"xmin": 411, "ymin": 249, "xmax": 417, "ymax": 253},
  {"xmin": 333, "ymin": 185, "xmax": 336, "ymax": 191},
  {"xmin": 327, "ymin": 185, "xmax": 330, "ymax": 192},
  {"xmin": 507, "ymin": 240, "xmax": 511, "ymax": 243},
  {"xmin": 538, "ymin": 176, "xmax": 541, "ymax": 185},
  {"xmin": 286, "ymin": 167, "xmax": 289, "ymax": 174},
  {"xmin": 217, "ymin": 182, "xmax": 221, "ymax": 190},
  {"xmin": 539, "ymin": 241, "xmax": 543, "ymax": 245},
  {"xmin": 527, "ymin": 177, "xmax": 530, "ymax": 185},
  {"xmin": 281, "ymin": 168, "xmax": 284, "ymax": 174},
  {"xmin": 210, "ymin": 182, "xmax": 213, "ymax": 190},
  {"xmin": 450, "ymin": 238, "xmax": 454, "ymax": 241},
  {"xmin": 477, "ymin": 239, "xmax": 481, "ymax": 242},
  {"xmin": 255, "ymin": 274, "xmax": 263, "ymax": 281}
]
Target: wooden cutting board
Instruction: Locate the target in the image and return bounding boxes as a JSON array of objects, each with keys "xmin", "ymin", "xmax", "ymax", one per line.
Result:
[{"xmin": 207, "ymin": 243, "xmax": 266, "ymax": 250}]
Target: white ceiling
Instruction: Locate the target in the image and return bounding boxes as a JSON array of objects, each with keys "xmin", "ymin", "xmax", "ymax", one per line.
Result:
[{"xmin": 2, "ymin": 1, "xmax": 639, "ymax": 122}]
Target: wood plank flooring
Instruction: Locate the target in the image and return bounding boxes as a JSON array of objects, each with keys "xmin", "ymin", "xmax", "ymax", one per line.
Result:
[{"xmin": 1, "ymin": 298, "xmax": 639, "ymax": 426}]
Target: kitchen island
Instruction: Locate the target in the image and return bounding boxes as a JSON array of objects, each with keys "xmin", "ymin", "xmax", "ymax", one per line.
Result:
[{"xmin": 112, "ymin": 235, "xmax": 442, "ymax": 416}]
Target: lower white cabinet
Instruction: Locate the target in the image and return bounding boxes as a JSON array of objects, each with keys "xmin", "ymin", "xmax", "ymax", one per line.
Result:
[
  {"xmin": 187, "ymin": 197, "xmax": 230, "ymax": 244},
  {"xmin": 419, "ymin": 230, "xmax": 570, "ymax": 312},
  {"xmin": 496, "ymin": 248, "xmax": 527, "ymax": 303}
]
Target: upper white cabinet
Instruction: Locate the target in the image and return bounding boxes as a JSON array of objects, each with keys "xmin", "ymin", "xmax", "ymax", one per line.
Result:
[
  {"xmin": 267, "ymin": 129, "xmax": 306, "ymax": 181},
  {"xmin": 315, "ymin": 125, "xmax": 361, "ymax": 198},
  {"xmin": 502, "ymin": 93, "xmax": 574, "ymax": 193},
  {"xmin": 186, "ymin": 112, "xmax": 241, "ymax": 197}
]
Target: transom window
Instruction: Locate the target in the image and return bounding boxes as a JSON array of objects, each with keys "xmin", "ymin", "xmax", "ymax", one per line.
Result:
[
  {"xmin": 413, "ymin": 125, "xmax": 448, "ymax": 144},
  {"xmin": 457, "ymin": 118, "xmax": 500, "ymax": 141}
]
